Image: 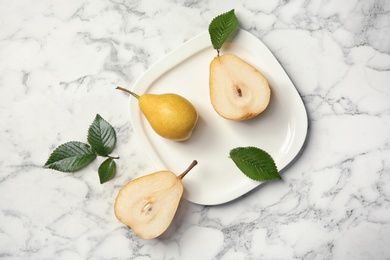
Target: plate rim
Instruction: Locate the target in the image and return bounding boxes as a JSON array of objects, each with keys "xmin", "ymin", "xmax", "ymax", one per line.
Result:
[{"xmin": 129, "ymin": 29, "xmax": 308, "ymax": 205}]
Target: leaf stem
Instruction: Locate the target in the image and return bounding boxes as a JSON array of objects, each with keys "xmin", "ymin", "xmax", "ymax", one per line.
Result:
[{"xmin": 105, "ymin": 154, "xmax": 120, "ymax": 159}]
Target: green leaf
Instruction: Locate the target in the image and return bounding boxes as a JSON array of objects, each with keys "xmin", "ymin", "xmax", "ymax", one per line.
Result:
[
  {"xmin": 208, "ymin": 9, "xmax": 239, "ymax": 51},
  {"xmin": 98, "ymin": 158, "xmax": 116, "ymax": 184},
  {"xmin": 44, "ymin": 141, "xmax": 97, "ymax": 172},
  {"xmin": 230, "ymin": 146, "xmax": 281, "ymax": 182},
  {"xmin": 87, "ymin": 114, "xmax": 116, "ymax": 156}
]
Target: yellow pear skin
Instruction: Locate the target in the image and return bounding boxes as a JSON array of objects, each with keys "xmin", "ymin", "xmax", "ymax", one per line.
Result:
[
  {"xmin": 117, "ymin": 87, "xmax": 198, "ymax": 141},
  {"xmin": 114, "ymin": 160, "xmax": 198, "ymax": 239},
  {"xmin": 209, "ymin": 54, "xmax": 271, "ymax": 120},
  {"xmin": 139, "ymin": 93, "xmax": 198, "ymax": 141}
]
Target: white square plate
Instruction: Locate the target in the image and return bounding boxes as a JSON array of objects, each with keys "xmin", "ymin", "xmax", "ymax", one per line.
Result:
[{"xmin": 129, "ymin": 29, "xmax": 308, "ymax": 205}]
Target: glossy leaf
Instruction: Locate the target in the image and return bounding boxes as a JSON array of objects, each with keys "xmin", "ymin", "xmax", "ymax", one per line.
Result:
[
  {"xmin": 208, "ymin": 9, "xmax": 239, "ymax": 51},
  {"xmin": 44, "ymin": 141, "xmax": 96, "ymax": 172},
  {"xmin": 87, "ymin": 114, "xmax": 116, "ymax": 156},
  {"xmin": 98, "ymin": 158, "xmax": 116, "ymax": 184},
  {"xmin": 230, "ymin": 146, "xmax": 280, "ymax": 182}
]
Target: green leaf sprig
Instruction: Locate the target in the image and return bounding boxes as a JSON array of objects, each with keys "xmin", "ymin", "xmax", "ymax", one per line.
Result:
[
  {"xmin": 208, "ymin": 9, "xmax": 239, "ymax": 55},
  {"xmin": 230, "ymin": 147, "xmax": 281, "ymax": 182},
  {"xmin": 44, "ymin": 114, "xmax": 118, "ymax": 184}
]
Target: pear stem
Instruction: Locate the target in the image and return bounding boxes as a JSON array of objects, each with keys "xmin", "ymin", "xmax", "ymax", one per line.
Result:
[
  {"xmin": 178, "ymin": 160, "xmax": 198, "ymax": 180},
  {"xmin": 116, "ymin": 86, "xmax": 140, "ymax": 99}
]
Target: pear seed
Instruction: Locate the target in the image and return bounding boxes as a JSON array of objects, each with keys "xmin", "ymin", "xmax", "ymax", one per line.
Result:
[{"xmin": 142, "ymin": 203, "xmax": 153, "ymax": 213}]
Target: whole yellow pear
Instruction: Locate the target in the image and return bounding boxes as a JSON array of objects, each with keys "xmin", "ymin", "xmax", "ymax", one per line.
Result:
[{"xmin": 117, "ymin": 87, "xmax": 198, "ymax": 141}]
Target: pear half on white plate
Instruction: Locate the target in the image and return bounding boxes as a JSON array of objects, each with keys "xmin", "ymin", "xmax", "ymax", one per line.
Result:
[{"xmin": 209, "ymin": 53, "xmax": 271, "ymax": 120}]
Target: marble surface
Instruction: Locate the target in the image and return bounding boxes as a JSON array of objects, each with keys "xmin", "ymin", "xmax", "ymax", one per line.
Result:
[{"xmin": 1, "ymin": 0, "xmax": 390, "ymax": 259}]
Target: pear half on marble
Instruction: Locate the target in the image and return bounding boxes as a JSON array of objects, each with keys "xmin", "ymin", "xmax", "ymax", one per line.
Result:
[{"xmin": 114, "ymin": 160, "xmax": 197, "ymax": 239}]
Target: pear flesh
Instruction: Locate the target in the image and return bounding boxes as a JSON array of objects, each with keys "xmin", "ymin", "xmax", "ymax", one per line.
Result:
[
  {"xmin": 209, "ymin": 54, "xmax": 271, "ymax": 120},
  {"xmin": 114, "ymin": 160, "xmax": 197, "ymax": 239},
  {"xmin": 117, "ymin": 87, "xmax": 198, "ymax": 141}
]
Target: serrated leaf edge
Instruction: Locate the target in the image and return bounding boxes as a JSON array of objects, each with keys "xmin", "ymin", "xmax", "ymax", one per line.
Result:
[
  {"xmin": 87, "ymin": 114, "xmax": 117, "ymax": 156},
  {"xmin": 44, "ymin": 141, "xmax": 97, "ymax": 172},
  {"xmin": 208, "ymin": 9, "xmax": 239, "ymax": 51},
  {"xmin": 230, "ymin": 146, "xmax": 281, "ymax": 182}
]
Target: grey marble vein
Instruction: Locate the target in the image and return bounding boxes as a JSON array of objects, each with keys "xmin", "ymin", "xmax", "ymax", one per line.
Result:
[{"xmin": 0, "ymin": 0, "xmax": 389, "ymax": 259}]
